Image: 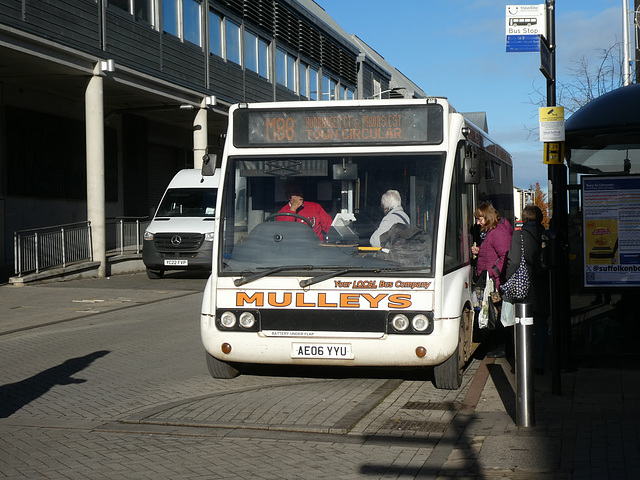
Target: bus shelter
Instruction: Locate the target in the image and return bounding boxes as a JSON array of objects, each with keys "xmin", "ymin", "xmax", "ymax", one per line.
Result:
[{"xmin": 565, "ymin": 83, "xmax": 640, "ymax": 362}]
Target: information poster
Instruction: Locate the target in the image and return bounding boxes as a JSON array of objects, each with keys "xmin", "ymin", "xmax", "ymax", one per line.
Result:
[{"xmin": 582, "ymin": 176, "xmax": 640, "ymax": 287}]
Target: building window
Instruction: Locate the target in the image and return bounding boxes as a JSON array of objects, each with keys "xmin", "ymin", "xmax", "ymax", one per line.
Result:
[
  {"xmin": 245, "ymin": 31, "xmax": 258, "ymax": 71},
  {"xmin": 373, "ymin": 78, "xmax": 382, "ymax": 99},
  {"xmin": 110, "ymin": 0, "xmax": 154, "ymax": 26},
  {"xmin": 276, "ymin": 48, "xmax": 286, "ymax": 85},
  {"xmin": 309, "ymin": 66, "xmax": 318, "ymax": 100},
  {"xmin": 258, "ymin": 38, "xmax": 269, "ymax": 78},
  {"xmin": 245, "ymin": 31, "xmax": 270, "ymax": 78},
  {"xmin": 183, "ymin": 0, "xmax": 201, "ymax": 46},
  {"xmin": 322, "ymin": 74, "xmax": 336, "ymax": 100},
  {"xmin": 276, "ymin": 48, "xmax": 297, "ymax": 91},
  {"xmin": 287, "ymin": 55, "xmax": 296, "ymax": 91},
  {"xmin": 163, "ymin": 0, "xmax": 201, "ymax": 46},
  {"xmin": 346, "ymin": 88, "xmax": 354, "ymax": 100},
  {"xmin": 209, "ymin": 11, "xmax": 222, "ymax": 56},
  {"xmin": 299, "ymin": 62, "xmax": 308, "ymax": 98},
  {"xmin": 225, "ymin": 18, "xmax": 241, "ymax": 64},
  {"xmin": 162, "ymin": 1, "xmax": 179, "ymax": 36}
]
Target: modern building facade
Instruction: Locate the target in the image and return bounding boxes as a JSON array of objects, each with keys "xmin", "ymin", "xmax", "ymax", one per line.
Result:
[{"xmin": 0, "ymin": 0, "xmax": 426, "ymax": 276}]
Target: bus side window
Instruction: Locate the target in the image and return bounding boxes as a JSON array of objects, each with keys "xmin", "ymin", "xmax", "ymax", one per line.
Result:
[{"xmin": 444, "ymin": 145, "xmax": 470, "ymax": 271}]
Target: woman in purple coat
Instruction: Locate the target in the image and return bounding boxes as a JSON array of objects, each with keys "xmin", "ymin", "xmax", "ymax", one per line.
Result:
[
  {"xmin": 471, "ymin": 202, "xmax": 514, "ymax": 359},
  {"xmin": 471, "ymin": 202, "xmax": 513, "ymax": 291}
]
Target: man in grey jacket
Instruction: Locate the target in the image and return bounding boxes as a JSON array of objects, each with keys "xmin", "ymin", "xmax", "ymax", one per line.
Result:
[{"xmin": 369, "ymin": 190, "xmax": 410, "ymax": 247}]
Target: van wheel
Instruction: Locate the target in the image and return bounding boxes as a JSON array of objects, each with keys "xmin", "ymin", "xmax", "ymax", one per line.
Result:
[
  {"xmin": 206, "ymin": 352, "xmax": 240, "ymax": 379},
  {"xmin": 433, "ymin": 317, "xmax": 465, "ymax": 390},
  {"xmin": 146, "ymin": 268, "xmax": 164, "ymax": 279}
]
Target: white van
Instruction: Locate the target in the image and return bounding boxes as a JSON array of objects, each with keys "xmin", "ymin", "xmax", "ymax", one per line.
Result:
[{"xmin": 142, "ymin": 169, "xmax": 220, "ymax": 278}]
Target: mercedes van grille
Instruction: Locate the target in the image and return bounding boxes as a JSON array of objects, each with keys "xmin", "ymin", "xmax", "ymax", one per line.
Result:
[{"xmin": 154, "ymin": 233, "xmax": 204, "ymax": 251}]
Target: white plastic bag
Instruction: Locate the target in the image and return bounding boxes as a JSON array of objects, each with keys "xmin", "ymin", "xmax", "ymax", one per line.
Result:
[
  {"xmin": 501, "ymin": 298, "xmax": 515, "ymax": 326},
  {"xmin": 478, "ymin": 271, "xmax": 494, "ymax": 329}
]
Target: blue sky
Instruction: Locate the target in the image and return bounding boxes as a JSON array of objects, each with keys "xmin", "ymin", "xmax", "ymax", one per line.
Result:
[{"xmin": 316, "ymin": 0, "xmax": 625, "ymax": 192}]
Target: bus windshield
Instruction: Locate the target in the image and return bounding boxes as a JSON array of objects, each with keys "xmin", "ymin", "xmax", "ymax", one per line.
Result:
[{"xmin": 219, "ymin": 153, "xmax": 444, "ymax": 275}]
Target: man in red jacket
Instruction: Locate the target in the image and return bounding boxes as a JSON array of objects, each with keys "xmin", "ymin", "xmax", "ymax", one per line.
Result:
[{"xmin": 278, "ymin": 182, "xmax": 332, "ymax": 241}]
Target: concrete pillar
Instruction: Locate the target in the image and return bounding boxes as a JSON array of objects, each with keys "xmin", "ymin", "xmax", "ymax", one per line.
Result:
[
  {"xmin": 86, "ymin": 66, "xmax": 107, "ymax": 277},
  {"xmin": 193, "ymin": 98, "xmax": 209, "ymax": 169}
]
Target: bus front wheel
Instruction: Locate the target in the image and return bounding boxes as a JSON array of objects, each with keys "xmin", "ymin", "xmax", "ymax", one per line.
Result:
[
  {"xmin": 433, "ymin": 317, "xmax": 466, "ymax": 390},
  {"xmin": 206, "ymin": 352, "xmax": 240, "ymax": 379}
]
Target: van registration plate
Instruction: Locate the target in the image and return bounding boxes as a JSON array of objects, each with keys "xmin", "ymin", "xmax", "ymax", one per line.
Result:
[
  {"xmin": 291, "ymin": 343, "xmax": 353, "ymax": 359},
  {"xmin": 164, "ymin": 259, "xmax": 188, "ymax": 266}
]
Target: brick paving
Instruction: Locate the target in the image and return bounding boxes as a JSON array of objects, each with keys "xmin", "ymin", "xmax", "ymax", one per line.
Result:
[{"xmin": 1, "ymin": 275, "xmax": 639, "ymax": 479}]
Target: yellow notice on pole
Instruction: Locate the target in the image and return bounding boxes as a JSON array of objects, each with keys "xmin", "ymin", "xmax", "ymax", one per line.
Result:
[
  {"xmin": 539, "ymin": 106, "xmax": 565, "ymax": 142},
  {"xmin": 544, "ymin": 142, "xmax": 565, "ymax": 164}
]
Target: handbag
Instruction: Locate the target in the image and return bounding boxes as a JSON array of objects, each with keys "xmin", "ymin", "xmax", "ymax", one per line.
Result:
[{"xmin": 501, "ymin": 233, "xmax": 530, "ymax": 300}]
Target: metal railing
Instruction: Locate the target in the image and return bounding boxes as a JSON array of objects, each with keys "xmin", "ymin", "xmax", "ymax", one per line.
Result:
[
  {"xmin": 14, "ymin": 221, "xmax": 93, "ymax": 276},
  {"xmin": 14, "ymin": 217, "xmax": 149, "ymax": 276},
  {"xmin": 106, "ymin": 217, "xmax": 150, "ymax": 255}
]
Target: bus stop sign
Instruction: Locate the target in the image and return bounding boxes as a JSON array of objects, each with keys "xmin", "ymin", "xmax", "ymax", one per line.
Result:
[{"xmin": 506, "ymin": 5, "xmax": 546, "ymax": 52}]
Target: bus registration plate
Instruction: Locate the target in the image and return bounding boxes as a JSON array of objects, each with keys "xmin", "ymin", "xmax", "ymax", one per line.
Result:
[
  {"xmin": 164, "ymin": 259, "xmax": 188, "ymax": 266},
  {"xmin": 291, "ymin": 343, "xmax": 353, "ymax": 359}
]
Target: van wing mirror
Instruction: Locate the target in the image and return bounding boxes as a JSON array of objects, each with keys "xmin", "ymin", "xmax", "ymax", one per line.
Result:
[{"xmin": 201, "ymin": 154, "xmax": 216, "ymax": 177}]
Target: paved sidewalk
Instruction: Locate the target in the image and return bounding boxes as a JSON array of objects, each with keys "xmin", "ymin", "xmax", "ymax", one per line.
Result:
[{"xmin": 2, "ymin": 277, "xmax": 639, "ymax": 479}]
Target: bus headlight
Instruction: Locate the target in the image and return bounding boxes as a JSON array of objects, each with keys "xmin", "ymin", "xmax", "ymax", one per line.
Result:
[
  {"xmin": 143, "ymin": 230, "xmax": 154, "ymax": 241},
  {"xmin": 391, "ymin": 314, "xmax": 409, "ymax": 331},
  {"xmin": 239, "ymin": 312, "xmax": 256, "ymax": 329},
  {"xmin": 220, "ymin": 311, "xmax": 237, "ymax": 328},
  {"xmin": 204, "ymin": 232, "xmax": 215, "ymax": 241},
  {"xmin": 412, "ymin": 314, "xmax": 430, "ymax": 332}
]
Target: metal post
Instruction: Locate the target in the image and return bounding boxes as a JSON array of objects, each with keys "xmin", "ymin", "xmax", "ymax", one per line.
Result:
[
  {"xmin": 515, "ymin": 302, "xmax": 535, "ymax": 427},
  {"xmin": 35, "ymin": 231, "xmax": 40, "ymax": 274},
  {"xmin": 61, "ymin": 226, "xmax": 67, "ymax": 267},
  {"xmin": 14, "ymin": 232, "xmax": 19, "ymax": 276},
  {"xmin": 119, "ymin": 218, "xmax": 124, "ymax": 255},
  {"xmin": 623, "ymin": 0, "xmax": 631, "ymax": 86}
]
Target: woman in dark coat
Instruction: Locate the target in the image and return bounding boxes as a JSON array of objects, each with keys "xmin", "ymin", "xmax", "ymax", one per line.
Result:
[{"xmin": 504, "ymin": 205, "xmax": 550, "ymax": 374}]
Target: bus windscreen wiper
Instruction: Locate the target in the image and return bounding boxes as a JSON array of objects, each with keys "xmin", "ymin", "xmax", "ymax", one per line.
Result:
[{"xmin": 234, "ymin": 265, "xmax": 313, "ymax": 286}]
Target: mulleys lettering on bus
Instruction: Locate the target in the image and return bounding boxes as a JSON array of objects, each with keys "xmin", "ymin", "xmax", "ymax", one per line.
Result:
[{"xmin": 236, "ymin": 292, "xmax": 412, "ymax": 309}]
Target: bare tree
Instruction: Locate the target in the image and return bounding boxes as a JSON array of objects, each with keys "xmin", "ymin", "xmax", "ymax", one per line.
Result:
[
  {"xmin": 559, "ymin": 42, "xmax": 626, "ymax": 115},
  {"xmin": 527, "ymin": 41, "xmax": 627, "ymax": 138}
]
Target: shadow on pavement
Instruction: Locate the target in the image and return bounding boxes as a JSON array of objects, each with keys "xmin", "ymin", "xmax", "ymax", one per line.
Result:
[
  {"xmin": 0, "ymin": 350, "xmax": 110, "ymax": 418},
  {"xmin": 486, "ymin": 362, "xmax": 517, "ymax": 422}
]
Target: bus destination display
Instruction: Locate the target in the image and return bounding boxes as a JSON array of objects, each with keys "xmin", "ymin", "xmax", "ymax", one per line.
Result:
[{"xmin": 233, "ymin": 105, "xmax": 443, "ymax": 147}]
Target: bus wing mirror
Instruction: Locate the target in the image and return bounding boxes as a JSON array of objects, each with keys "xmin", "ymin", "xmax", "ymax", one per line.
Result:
[
  {"xmin": 201, "ymin": 154, "xmax": 217, "ymax": 177},
  {"xmin": 464, "ymin": 145, "xmax": 479, "ymax": 184}
]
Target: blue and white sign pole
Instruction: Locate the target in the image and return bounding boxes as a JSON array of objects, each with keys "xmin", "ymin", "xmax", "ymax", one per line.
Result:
[{"xmin": 541, "ymin": 0, "xmax": 569, "ymax": 397}]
